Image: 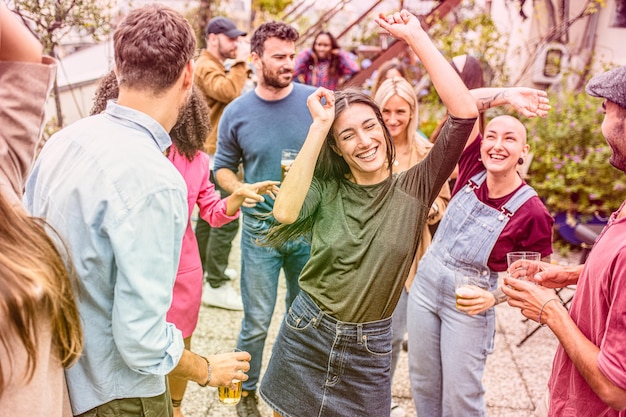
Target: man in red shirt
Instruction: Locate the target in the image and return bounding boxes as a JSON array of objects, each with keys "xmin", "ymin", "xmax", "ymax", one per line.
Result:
[{"xmin": 503, "ymin": 65, "xmax": 626, "ymax": 417}]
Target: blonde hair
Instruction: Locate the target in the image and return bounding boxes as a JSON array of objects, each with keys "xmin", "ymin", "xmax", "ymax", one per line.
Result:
[
  {"xmin": 0, "ymin": 195, "xmax": 82, "ymax": 396},
  {"xmin": 374, "ymin": 76, "xmax": 419, "ymax": 142}
]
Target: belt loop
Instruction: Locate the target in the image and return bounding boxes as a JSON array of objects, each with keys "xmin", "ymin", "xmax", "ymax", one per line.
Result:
[
  {"xmin": 313, "ymin": 310, "xmax": 324, "ymax": 328},
  {"xmin": 357, "ymin": 324, "xmax": 363, "ymax": 345}
]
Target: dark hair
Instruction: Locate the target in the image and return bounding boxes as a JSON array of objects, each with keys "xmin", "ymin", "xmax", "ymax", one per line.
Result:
[
  {"xmin": 91, "ymin": 71, "xmax": 210, "ymax": 161},
  {"xmin": 90, "ymin": 70, "xmax": 118, "ymax": 116},
  {"xmin": 0, "ymin": 194, "xmax": 82, "ymax": 396},
  {"xmin": 250, "ymin": 21, "xmax": 299, "ymax": 57},
  {"xmin": 168, "ymin": 84, "xmax": 211, "ymax": 160},
  {"xmin": 371, "ymin": 59, "xmax": 407, "ymax": 97},
  {"xmin": 114, "ymin": 4, "xmax": 196, "ymax": 94},
  {"xmin": 316, "ymin": 88, "xmax": 395, "ymax": 181},
  {"xmin": 451, "ymin": 54, "xmax": 485, "ymax": 90},
  {"xmin": 431, "ymin": 54, "xmax": 486, "ymax": 143},
  {"xmin": 263, "ymin": 88, "xmax": 394, "ymax": 247},
  {"xmin": 452, "ymin": 55, "xmax": 485, "ymax": 132},
  {"xmin": 309, "ymin": 31, "xmax": 341, "ymax": 77}
]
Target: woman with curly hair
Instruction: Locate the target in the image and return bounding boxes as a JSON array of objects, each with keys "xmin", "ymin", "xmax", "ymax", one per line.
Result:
[
  {"xmin": 91, "ymin": 72, "xmax": 278, "ymax": 417},
  {"xmin": 294, "ymin": 31, "xmax": 359, "ymax": 90}
]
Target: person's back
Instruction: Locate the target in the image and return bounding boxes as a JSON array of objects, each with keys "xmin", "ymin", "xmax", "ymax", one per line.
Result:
[
  {"xmin": 26, "ymin": 83, "xmax": 189, "ymax": 415},
  {"xmin": 25, "ymin": 5, "xmax": 205, "ymax": 416}
]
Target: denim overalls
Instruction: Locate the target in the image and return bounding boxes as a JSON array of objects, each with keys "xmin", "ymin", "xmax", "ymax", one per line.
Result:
[{"xmin": 407, "ymin": 171, "xmax": 537, "ymax": 417}]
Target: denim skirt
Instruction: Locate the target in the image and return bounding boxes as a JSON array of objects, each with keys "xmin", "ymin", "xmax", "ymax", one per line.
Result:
[{"xmin": 259, "ymin": 291, "xmax": 392, "ymax": 417}]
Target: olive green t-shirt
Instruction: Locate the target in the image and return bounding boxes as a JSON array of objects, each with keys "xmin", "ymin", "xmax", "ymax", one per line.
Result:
[{"xmin": 297, "ymin": 115, "xmax": 476, "ymax": 322}]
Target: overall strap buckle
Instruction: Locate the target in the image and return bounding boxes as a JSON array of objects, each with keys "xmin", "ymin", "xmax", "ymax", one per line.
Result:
[{"xmin": 498, "ymin": 207, "xmax": 513, "ymax": 221}]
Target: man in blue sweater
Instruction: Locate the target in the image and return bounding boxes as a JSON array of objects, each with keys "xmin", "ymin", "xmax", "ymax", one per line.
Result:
[{"xmin": 213, "ymin": 21, "xmax": 316, "ymax": 417}]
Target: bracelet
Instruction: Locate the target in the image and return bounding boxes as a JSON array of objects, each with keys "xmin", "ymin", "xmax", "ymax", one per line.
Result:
[
  {"xmin": 538, "ymin": 298, "xmax": 559, "ymax": 327},
  {"xmin": 197, "ymin": 356, "xmax": 212, "ymax": 387}
]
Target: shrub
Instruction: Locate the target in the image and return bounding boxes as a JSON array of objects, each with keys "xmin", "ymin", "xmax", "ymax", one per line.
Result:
[{"xmin": 525, "ymin": 90, "xmax": 626, "ymax": 217}]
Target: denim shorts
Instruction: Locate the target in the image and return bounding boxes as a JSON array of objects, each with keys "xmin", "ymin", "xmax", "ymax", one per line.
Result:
[{"xmin": 259, "ymin": 291, "xmax": 392, "ymax": 417}]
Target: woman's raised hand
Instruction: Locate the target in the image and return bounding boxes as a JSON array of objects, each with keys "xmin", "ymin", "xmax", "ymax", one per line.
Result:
[
  {"xmin": 505, "ymin": 87, "xmax": 551, "ymax": 118},
  {"xmin": 307, "ymin": 87, "xmax": 335, "ymax": 127},
  {"xmin": 374, "ymin": 9, "xmax": 423, "ymax": 42}
]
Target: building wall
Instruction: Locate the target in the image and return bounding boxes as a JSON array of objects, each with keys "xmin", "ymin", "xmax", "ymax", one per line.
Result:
[{"xmin": 490, "ymin": 0, "xmax": 626, "ymax": 86}]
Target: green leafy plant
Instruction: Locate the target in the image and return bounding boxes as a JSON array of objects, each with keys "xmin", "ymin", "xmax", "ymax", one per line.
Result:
[{"xmin": 525, "ymin": 90, "xmax": 626, "ymax": 217}]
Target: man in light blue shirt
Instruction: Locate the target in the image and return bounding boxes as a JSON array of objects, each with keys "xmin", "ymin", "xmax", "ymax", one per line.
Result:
[{"xmin": 24, "ymin": 5, "xmax": 250, "ymax": 416}]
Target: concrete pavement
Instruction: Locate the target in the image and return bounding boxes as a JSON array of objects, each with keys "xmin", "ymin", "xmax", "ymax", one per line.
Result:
[{"xmin": 179, "ymin": 226, "xmax": 576, "ymax": 417}]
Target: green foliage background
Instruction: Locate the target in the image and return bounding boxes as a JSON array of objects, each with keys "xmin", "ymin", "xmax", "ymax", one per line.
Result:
[{"xmin": 525, "ymin": 90, "xmax": 626, "ymax": 217}]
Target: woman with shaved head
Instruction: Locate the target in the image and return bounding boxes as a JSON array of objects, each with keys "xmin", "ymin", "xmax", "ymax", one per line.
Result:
[{"xmin": 407, "ymin": 91, "xmax": 553, "ymax": 417}]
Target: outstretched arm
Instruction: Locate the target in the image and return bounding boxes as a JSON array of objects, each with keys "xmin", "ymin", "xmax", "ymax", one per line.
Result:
[
  {"xmin": 225, "ymin": 180, "xmax": 280, "ymax": 215},
  {"xmin": 375, "ymin": 10, "xmax": 477, "ymax": 120},
  {"xmin": 272, "ymin": 88, "xmax": 335, "ymax": 224},
  {"xmin": 461, "ymin": 87, "xmax": 550, "ymax": 150},
  {"xmin": 471, "ymin": 87, "xmax": 550, "ymax": 117}
]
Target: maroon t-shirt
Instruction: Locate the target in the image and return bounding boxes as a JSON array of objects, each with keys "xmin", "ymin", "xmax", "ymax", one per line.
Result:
[{"xmin": 452, "ymin": 136, "xmax": 554, "ymax": 271}]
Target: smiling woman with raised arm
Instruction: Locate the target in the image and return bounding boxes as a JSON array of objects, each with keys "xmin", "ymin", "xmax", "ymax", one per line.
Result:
[{"xmin": 256, "ymin": 10, "xmax": 478, "ymax": 417}]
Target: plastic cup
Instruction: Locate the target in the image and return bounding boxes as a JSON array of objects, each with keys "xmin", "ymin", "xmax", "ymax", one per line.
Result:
[
  {"xmin": 454, "ymin": 266, "xmax": 482, "ymax": 310},
  {"xmin": 217, "ymin": 349, "xmax": 243, "ymax": 406},
  {"xmin": 507, "ymin": 251, "xmax": 541, "ymax": 280}
]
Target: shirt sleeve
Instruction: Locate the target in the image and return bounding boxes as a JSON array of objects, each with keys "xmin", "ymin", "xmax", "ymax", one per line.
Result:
[
  {"xmin": 0, "ymin": 57, "xmax": 56, "ymax": 206},
  {"xmin": 213, "ymin": 107, "xmax": 242, "ymax": 173},
  {"xmin": 401, "ymin": 114, "xmax": 476, "ymax": 206},
  {"xmin": 452, "ymin": 133, "xmax": 484, "ymax": 197},
  {"xmin": 597, "ymin": 246, "xmax": 626, "ymax": 390},
  {"xmin": 196, "ymin": 152, "xmax": 239, "ymax": 227},
  {"xmin": 107, "ymin": 188, "xmax": 187, "ymax": 375},
  {"xmin": 297, "ymin": 176, "xmax": 324, "ymax": 221}
]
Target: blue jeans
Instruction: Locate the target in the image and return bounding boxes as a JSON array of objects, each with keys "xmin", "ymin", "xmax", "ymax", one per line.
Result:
[
  {"xmin": 237, "ymin": 214, "xmax": 310, "ymax": 391},
  {"xmin": 260, "ymin": 292, "xmax": 392, "ymax": 417}
]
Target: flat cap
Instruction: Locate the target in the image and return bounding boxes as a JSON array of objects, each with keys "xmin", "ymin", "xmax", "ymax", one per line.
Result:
[
  {"xmin": 206, "ymin": 17, "xmax": 246, "ymax": 38},
  {"xmin": 586, "ymin": 65, "xmax": 626, "ymax": 109}
]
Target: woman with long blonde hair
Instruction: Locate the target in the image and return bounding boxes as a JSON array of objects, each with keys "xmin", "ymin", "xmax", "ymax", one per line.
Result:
[{"xmin": 374, "ymin": 76, "xmax": 450, "ymax": 417}]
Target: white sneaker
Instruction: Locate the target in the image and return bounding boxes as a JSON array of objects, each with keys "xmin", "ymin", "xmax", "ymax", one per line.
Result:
[
  {"xmin": 390, "ymin": 401, "xmax": 406, "ymax": 417},
  {"xmin": 224, "ymin": 267, "xmax": 237, "ymax": 279},
  {"xmin": 202, "ymin": 283, "xmax": 243, "ymax": 311}
]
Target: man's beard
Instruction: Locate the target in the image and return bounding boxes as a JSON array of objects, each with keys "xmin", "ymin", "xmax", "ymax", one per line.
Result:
[
  {"xmin": 218, "ymin": 38, "xmax": 237, "ymax": 60},
  {"xmin": 260, "ymin": 65, "xmax": 292, "ymax": 90}
]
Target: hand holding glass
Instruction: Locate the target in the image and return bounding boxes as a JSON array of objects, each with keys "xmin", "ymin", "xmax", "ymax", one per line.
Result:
[
  {"xmin": 507, "ymin": 251, "xmax": 541, "ymax": 281},
  {"xmin": 217, "ymin": 349, "xmax": 244, "ymax": 406},
  {"xmin": 454, "ymin": 267, "xmax": 483, "ymax": 310}
]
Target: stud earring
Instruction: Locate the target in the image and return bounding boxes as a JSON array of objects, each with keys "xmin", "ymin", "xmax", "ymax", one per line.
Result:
[{"xmin": 518, "ymin": 157, "xmax": 524, "ymax": 165}]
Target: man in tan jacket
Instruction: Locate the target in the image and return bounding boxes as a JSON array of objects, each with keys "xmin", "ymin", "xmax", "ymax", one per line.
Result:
[{"xmin": 194, "ymin": 16, "xmax": 249, "ymax": 311}]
